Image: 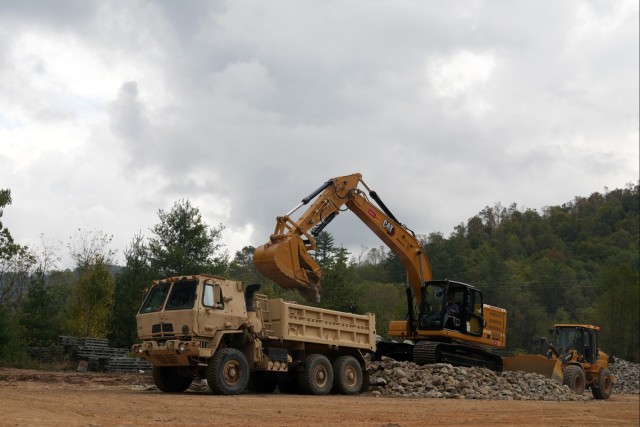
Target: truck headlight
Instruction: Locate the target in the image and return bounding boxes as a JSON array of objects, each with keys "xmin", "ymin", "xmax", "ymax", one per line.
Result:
[{"xmin": 178, "ymin": 342, "xmax": 191, "ymax": 353}]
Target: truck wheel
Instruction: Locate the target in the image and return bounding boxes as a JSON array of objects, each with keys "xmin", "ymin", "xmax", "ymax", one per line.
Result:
[
  {"xmin": 562, "ymin": 365, "xmax": 585, "ymax": 395},
  {"xmin": 591, "ymin": 368, "xmax": 613, "ymax": 399},
  {"xmin": 249, "ymin": 371, "xmax": 278, "ymax": 393},
  {"xmin": 152, "ymin": 366, "xmax": 193, "ymax": 393},
  {"xmin": 299, "ymin": 354, "xmax": 333, "ymax": 395},
  {"xmin": 332, "ymin": 356, "xmax": 363, "ymax": 395},
  {"xmin": 206, "ymin": 348, "xmax": 250, "ymax": 395}
]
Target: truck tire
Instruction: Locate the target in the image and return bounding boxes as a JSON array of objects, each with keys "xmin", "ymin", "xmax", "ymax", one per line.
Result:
[
  {"xmin": 591, "ymin": 368, "xmax": 613, "ymax": 400},
  {"xmin": 332, "ymin": 356, "xmax": 363, "ymax": 395},
  {"xmin": 299, "ymin": 354, "xmax": 333, "ymax": 395},
  {"xmin": 206, "ymin": 348, "xmax": 250, "ymax": 395},
  {"xmin": 249, "ymin": 371, "xmax": 278, "ymax": 393},
  {"xmin": 562, "ymin": 365, "xmax": 585, "ymax": 395},
  {"xmin": 152, "ymin": 366, "xmax": 193, "ymax": 393}
]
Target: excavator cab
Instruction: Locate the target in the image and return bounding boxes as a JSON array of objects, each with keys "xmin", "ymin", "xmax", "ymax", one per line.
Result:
[{"xmin": 417, "ymin": 280, "xmax": 484, "ymax": 336}]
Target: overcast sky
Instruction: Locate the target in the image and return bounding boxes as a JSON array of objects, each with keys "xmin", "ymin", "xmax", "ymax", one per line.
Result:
[{"xmin": 1, "ymin": 0, "xmax": 638, "ymax": 269}]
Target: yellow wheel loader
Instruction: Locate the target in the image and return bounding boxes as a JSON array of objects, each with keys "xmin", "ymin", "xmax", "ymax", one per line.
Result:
[{"xmin": 503, "ymin": 324, "xmax": 615, "ymax": 399}]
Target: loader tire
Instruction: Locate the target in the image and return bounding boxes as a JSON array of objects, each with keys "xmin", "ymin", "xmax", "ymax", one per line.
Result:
[
  {"xmin": 206, "ymin": 348, "xmax": 249, "ymax": 395},
  {"xmin": 562, "ymin": 365, "xmax": 585, "ymax": 395},
  {"xmin": 152, "ymin": 366, "xmax": 193, "ymax": 393},
  {"xmin": 591, "ymin": 368, "xmax": 613, "ymax": 400},
  {"xmin": 299, "ymin": 354, "xmax": 333, "ymax": 395},
  {"xmin": 332, "ymin": 356, "xmax": 363, "ymax": 395}
]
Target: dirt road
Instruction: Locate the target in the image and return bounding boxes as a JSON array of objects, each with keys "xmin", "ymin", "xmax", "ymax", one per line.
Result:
[{"xmin": 0, "ymin": 368, "xmax": 637, "ymax": 426}]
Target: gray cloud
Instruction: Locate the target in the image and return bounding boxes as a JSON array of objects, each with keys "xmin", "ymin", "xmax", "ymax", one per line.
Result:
[{"xmin": 0, "ymin": 0, "xmax": 637, "ymax": 267}]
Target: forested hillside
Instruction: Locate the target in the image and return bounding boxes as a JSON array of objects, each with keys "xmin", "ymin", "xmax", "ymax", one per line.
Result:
[{"xmin": 1, "ymin": 184, "xmax": 638, "ymax": 365}]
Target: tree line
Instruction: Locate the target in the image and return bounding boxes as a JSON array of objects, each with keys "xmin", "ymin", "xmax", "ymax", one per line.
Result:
[{"xmin": 0, "ymin": 183, "xmax": 638, "ymax": 365}]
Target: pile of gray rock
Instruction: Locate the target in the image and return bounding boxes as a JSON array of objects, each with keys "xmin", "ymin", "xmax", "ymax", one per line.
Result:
[
  {"xmin": 610, "ymin": 359, "xmax": 640, "ymax": 394},
  {"xmin": 368, "ymin": 358, "xmax": 588, "ymax": 400}
]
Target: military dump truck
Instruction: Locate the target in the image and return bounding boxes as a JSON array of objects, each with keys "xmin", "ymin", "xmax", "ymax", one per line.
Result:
[
  {"xmin": 132, "ymin": 274, "xmax": 376, "ymax": 395},
  {"xmin": 503, "ymin": 324, "xmax": 615, "ymax": 399}
]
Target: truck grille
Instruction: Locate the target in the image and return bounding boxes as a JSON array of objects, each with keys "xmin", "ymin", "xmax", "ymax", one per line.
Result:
[
  {"xmin": 155, "ymin": 354, "xmax": 179, "ymax": 364},
  {"xmin": 151, "ymin": 323, "xmax": 174, "ymax": 334}
]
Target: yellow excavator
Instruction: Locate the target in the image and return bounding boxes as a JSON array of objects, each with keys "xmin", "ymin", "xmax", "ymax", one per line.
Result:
[{"xmin": 253, "ymin": 173, "xmax": 507, "ymax": 371}]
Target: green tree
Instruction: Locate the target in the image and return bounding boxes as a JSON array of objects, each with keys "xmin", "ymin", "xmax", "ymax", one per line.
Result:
[
  {"xmin": 67, "ymin": 257, "xmax": 115, "ymax": 337},
  {"xmin": 0, "ymin": 189, "xmax": 34, "ymax": 310},
  {"xmin": 19, "ymin": 270, "xmax": 60, "ymax": 346},
  {"xmin": 108, "ymin": 233, "xmax": 153, "ymax": 348},
  {"xmin": 18, "ymin": 235, "xmax": 66, "ymax": 346},
  {"xmin": 148, "ymin": 199, "xmax": 228, "ymax": 276},
  {"xmin": 318, "ymin": 246, "xmax": 361, "ymax": 313},
  {"xmin": 228, "ymin": 246, "xmax": 260, "ymax": 283},
  {"xmin": 597, "ymin": 266, "xmax": 639, "ymax": 361},
  {"xmin": 66, "ymin": 229, "xmax": 116, "ymax": 338},
  {"xmin": 314, "ymin": 232, "xmax": 336, "ymax": 269},
  {"xmin": 358, "ymin": 281, "xmax": 406, "ymax": 336},
  {"xmin": 0, "ymin": 189, "xmax": 23, "ymax": 259}
]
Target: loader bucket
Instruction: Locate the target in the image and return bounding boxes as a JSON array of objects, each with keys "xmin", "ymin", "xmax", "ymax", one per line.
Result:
[
  {"xmin": 502, "ymin": 354, "xmax": 563, "ymax": 383},
  {"xmin": 253, "ymin": 234, "xmax": 321, "ymax": 302}
]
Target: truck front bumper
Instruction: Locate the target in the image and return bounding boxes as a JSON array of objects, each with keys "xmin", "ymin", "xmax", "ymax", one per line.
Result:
[{"xmin": 132, "ymin": 340, "xmax": 202, "ymax": 366}]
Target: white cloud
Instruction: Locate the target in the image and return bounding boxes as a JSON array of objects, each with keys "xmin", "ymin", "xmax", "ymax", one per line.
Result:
[{"xmin": 427, "ymin": 51, "xmax": 496, "ymax": 99}]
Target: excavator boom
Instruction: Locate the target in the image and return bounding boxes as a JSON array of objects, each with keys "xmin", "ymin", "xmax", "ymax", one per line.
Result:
[{"xmin": 253, "ymin": 173, "xmax": 431, "ymax": 302}]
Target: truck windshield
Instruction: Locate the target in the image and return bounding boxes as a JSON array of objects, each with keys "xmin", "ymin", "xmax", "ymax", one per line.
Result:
[
  {"xmin": 139, "ymin": 282, "xmax": 171, "ymax": 313},
  {"xmin": 165, "ymin": 280, "xmax": 198, "ymax": 310}
]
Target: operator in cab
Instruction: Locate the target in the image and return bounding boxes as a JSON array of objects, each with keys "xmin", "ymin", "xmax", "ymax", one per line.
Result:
[{"xmin": 444, "ymin": 294, "xmax": 459, "ymax": 328}]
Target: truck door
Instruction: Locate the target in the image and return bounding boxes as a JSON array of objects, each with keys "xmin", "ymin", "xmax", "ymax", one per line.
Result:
[{"xmin": 197, "ymin": 280, "xmax": 226, "ymax": 337}]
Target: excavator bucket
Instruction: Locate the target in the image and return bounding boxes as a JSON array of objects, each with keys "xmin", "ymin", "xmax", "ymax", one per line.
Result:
[
  {"xmin": 502, "ymin": 354, "xmax": 564, "ymax": 383},
  {"xmin": 253, "ymin": 234, "xmax": 322, "ymax": 302}
]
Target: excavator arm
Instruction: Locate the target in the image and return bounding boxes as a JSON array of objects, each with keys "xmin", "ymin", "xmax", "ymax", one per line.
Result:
[{"xmin": 253, "ymin": 173, "xmax": 432, "ymax": 303}]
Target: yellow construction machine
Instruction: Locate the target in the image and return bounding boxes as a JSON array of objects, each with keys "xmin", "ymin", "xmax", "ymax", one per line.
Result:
[
  {"xmin": 253, "ymin": 173, "xmax": 507, "ymax": 371},
  {"xmin": 503, "ymin": 323, "xmax": 615, "ymax": 399}
]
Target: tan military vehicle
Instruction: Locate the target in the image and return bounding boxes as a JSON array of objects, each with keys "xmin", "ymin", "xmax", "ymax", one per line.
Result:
[{"xmin": 132, "ymin": 274, "xmax": 375, "ymax": 395}]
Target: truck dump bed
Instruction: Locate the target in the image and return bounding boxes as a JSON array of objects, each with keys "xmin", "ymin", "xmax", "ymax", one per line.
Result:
[{"xmin": 259, "ymin": 298, "xmax": 376, "ymax": 351}]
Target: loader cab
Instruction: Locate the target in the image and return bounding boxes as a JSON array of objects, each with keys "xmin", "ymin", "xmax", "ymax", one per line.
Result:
[
  {"xmin": 418, "ymin": 280, "xmax": 484, "ymax": 337},
  {"xmin": 552, "ymin": 324, "xmax": 600, "ymax": 363}
]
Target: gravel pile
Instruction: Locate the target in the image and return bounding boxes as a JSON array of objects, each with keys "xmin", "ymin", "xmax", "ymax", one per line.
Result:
[
  {"xmin": 610, "ymin": 359, "xmax": 640, "ymax": 394},
  {"xmin": 368, "ymin": 358, "xmax": 589, "ymax": 400}
]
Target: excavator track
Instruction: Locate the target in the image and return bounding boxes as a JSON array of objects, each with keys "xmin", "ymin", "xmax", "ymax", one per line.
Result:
[
  {"xmin": 413, "ymin": 341, "xmax": 503, "ymax": 372},
  {"xmin": 413, "ymin": 341, "xmax": 439, "ymax": 365}
]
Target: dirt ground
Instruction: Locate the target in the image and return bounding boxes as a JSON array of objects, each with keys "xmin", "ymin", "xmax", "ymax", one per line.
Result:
[{"xmin": 0, "ymin": 368, "xmax": 637, "ymax": 427}]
